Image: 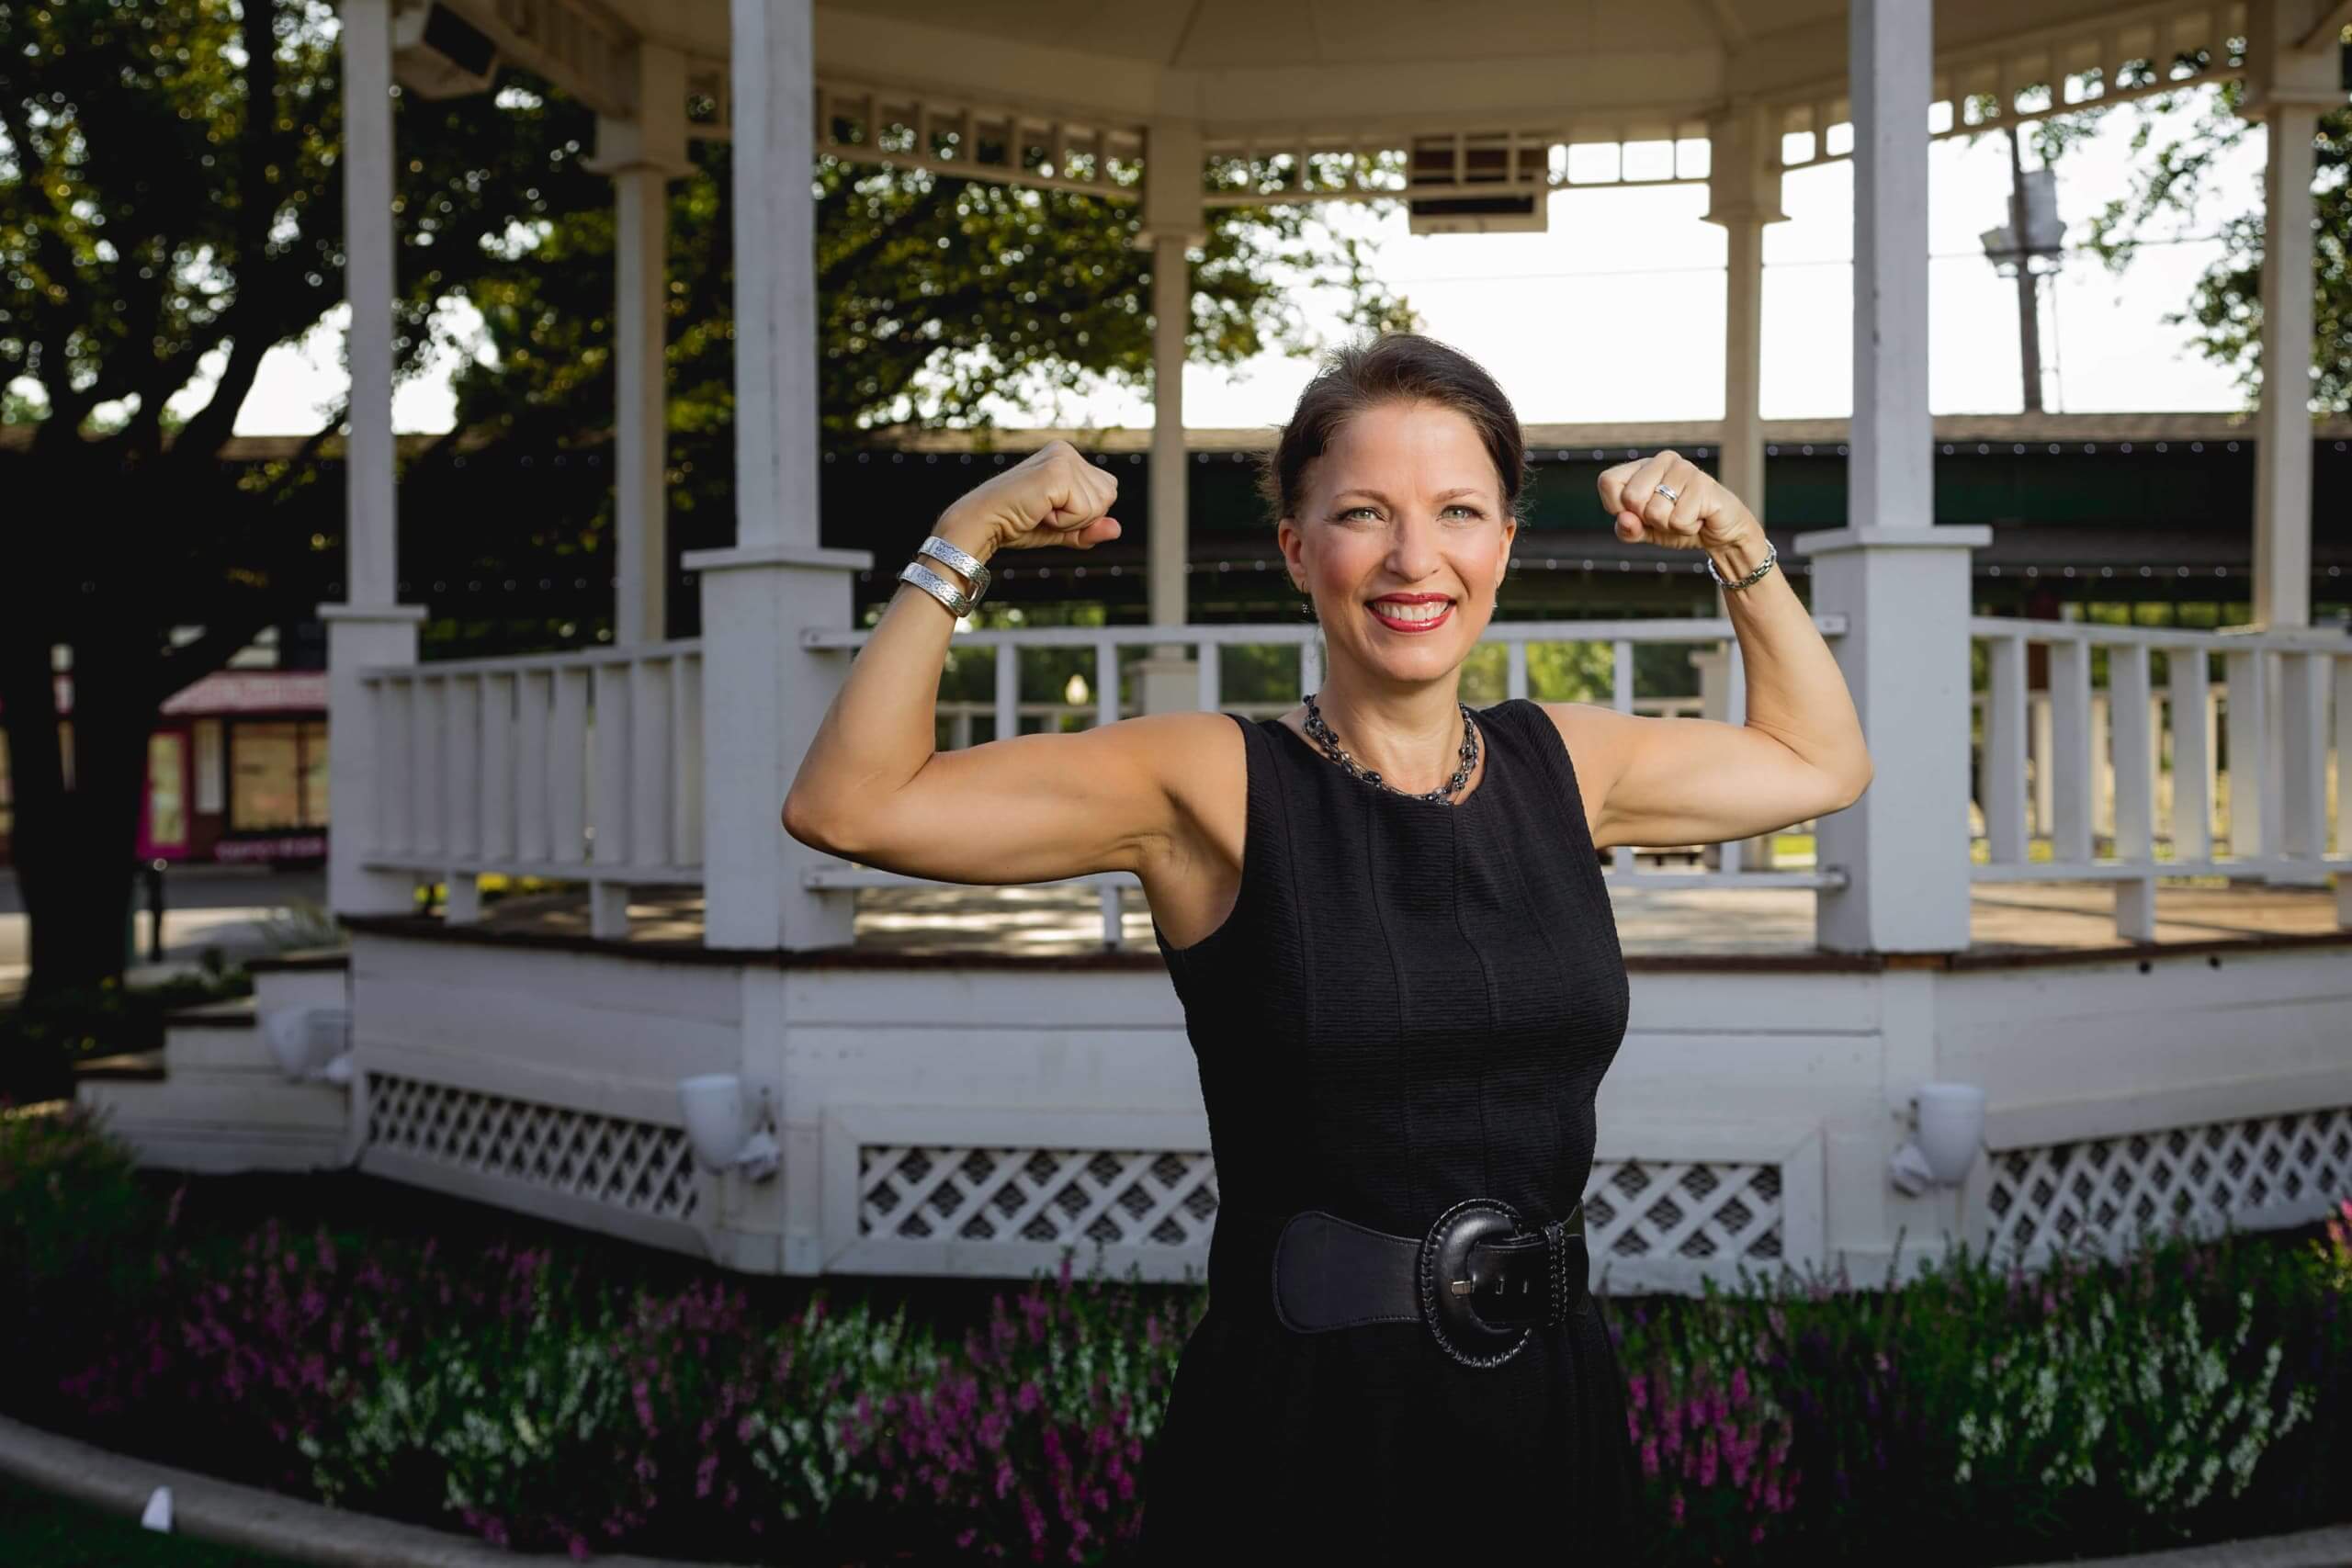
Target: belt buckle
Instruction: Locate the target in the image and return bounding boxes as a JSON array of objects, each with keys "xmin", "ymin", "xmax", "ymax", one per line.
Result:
[{"xmin": 1418, "ymin": 1197, "xmax": 1533, "ymax": 1370}]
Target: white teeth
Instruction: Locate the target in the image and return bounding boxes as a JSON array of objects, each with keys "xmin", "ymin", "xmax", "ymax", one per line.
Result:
[{"xmin": 1371, "ymin": 601, "xmax": 1449, "ymax": 622}]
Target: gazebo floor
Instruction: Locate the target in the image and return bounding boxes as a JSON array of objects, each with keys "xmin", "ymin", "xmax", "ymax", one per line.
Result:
[{"xmin": 417, "ymin": 878, "xmax": 2349, "ymax": 967}]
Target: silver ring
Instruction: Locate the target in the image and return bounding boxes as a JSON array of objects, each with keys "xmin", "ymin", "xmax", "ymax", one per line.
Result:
[{"xmin": 1653, "ymin": 483, "xmax": 1679, "ymax": 504}]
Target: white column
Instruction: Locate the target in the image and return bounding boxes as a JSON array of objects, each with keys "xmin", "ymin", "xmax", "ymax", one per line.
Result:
[
  {"xmin": 587, "ymin": 45, "xmax": 693, "ymax": 646},
  {"xmin": 1132, "ymin": 119, "xmax": 1208, "ymax": 716},
  {"xmin": 343, "ymin": 0, "xmax": 395, "ymax": 610},
  {"xmin": 684, "ymin": 0, "xmax": 868, "ymax": 951},
  {"xmin": 727, "ymin": 0, "xmax": 820, "ymax": 553},
  {"xmin": 1703, "ymin": 102, "xmax": 1783, "ymax": 515},
  {"xmin": 1703, "ymin": 102, "xmax": 1785, "ymax": 873},
  {"xmin": 2254, "ymin": 106, "xmax": 2317, "ymax": 631},
  {"xmin": 1798, "ymin": 0, "xmax": 1991, "ymax": 954},
  {"xmin": 321, "ymin": 0, "xmax": 424, "ymax": 918},
  {"xmin": 2243, "ymin": 0, "xmax": 2335, "ymax": 630}
]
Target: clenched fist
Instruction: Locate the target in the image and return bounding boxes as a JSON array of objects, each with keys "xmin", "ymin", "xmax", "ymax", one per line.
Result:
[
  {"xmin": 939, "ymin": 439, "xmax": 1123, "ymax": 555},
  {"xmin": 1597, "ymin": 450, "xmax": 1758, "ymax": 551}
]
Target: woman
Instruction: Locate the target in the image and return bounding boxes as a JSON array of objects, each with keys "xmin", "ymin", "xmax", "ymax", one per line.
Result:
[{"xmin": 781, "ymin": 333, "xmax": 1871, "ymax": 1557}]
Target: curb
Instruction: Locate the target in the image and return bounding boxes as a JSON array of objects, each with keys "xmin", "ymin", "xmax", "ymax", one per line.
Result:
[
  {"xmin": 0, "ymin": 1413, "xmax": 755, "ymax": 1567},
  {"xmin": 2003, "ymin": 1529, "xmax": 2352, "ymax": 1568},
  {"xmin": 2, "ymin": 1408, "xmax": 2346, "ymax": 1567}
]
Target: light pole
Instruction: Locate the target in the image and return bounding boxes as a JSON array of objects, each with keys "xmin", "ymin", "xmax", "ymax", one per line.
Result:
[{"xmin": 1981, "ymin": 127, "xmax": 2068, "ymax": 412}]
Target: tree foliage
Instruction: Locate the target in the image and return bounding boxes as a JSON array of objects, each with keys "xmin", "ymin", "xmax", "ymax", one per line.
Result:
[
  {"xmin": 0, "ymin": 0, "xmax": 1414, "ymax": 998},
  {"xmin": 1959, "ymin": 48, "xmax": 2352, "ymax": 415}
]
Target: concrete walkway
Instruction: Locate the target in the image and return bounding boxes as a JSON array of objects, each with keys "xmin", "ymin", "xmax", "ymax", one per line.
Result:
[
  {"xmin": 0, "ymin": 1409, "xmax": 2344, "ymax": 1567},
  {"xmin": 0, "ymin": 866, "xmax": 327, "ymax": 1003}
]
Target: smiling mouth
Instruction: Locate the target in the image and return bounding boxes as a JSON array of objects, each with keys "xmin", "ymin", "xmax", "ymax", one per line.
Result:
[{"xmin": 1366, "ymin": 599, "xmax": 1455, "ymax": 629}]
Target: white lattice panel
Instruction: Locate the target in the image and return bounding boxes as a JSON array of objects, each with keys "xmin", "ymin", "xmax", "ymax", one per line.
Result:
[
  {"xmin": 366, "ymin": 1073, "xmax": 699, "ymax": 1223},
  {"xmin": 854, "ymin": 1145, "xmax": 1786, "ymax": 1269},
  {"xmin": 1582, "ymin": 1159, "xmax": 1784, "ymax": 1264},
  {"xmin": 1986, "ymin": 1107, "xmax": 2352, "ymax": 1258},
  {"xmin": 860, "ymin": 1145, "xmax": 1219, "ymax": 1249}
]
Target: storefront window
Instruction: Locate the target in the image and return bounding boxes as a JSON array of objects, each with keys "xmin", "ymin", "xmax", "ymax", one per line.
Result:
[
  {"xmin": 230, "ymin": 720, "xmax": 329, "ymax": 831},
  {"xmin": 147, "ymin": 733, "xmax": 187, "ymax": 850}
]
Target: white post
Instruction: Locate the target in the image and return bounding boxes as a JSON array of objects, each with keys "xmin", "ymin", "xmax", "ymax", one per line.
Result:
[
  {"xmin": 1704, "ymin": 101, "xmax": 1782, "ymax": 516},
  {"xmin": 321, "ymin": 0, "xmax": 425, "ymax": 918},
  {"xmin": 587, "ymin": 45, "xmax": 694, "ymax": 646},
  {"xmin": 2244, "ymin": 0, "xmax": 2333, "ymax": 635},
  {"xmin": 1131, "ymin": 119, "xmax": 1208, "ymax": 716},
  {"xmin": 1704, "ymin": 101, "xmax": 1785, "ymax": 872},
  {"xmin": 1796, "ymin": 0, "xmax": 1991, "ymax": 958},
  {"xmin": 684, "ymin": 0, "xmax": 869, "ymax": 951}
]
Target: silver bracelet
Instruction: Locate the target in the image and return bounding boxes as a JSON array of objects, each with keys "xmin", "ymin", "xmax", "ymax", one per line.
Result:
[
  {"xmin": 1706, "ymin": 536, "xmax": 1778, "ymax": 592},
  {"xmin": 899, "ymin": 559, "xmax": 975, "ymax": 616},
  {"xmin": 897, "ymin": 534, "xmax": 994, "ymax": 617}
]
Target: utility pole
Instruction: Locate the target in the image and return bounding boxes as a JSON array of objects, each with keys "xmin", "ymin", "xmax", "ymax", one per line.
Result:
[
  {"xmin": 1981, "ymin": 126, "xmax": 2066, "ymax": 414},
  {"xmin": 2006, "ymin": 125, "xmax": 2044, "ymax": 412}
]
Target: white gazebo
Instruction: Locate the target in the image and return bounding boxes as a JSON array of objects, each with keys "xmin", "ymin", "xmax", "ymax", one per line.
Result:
[{"xmin": 83, "ymin": 0, "xmax": 2350, "ymax": 1292}]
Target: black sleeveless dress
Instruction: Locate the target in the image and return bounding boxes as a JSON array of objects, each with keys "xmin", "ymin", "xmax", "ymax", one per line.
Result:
[{"xmin": 1142, "ymin": 697, "xmax": 1641, "ymax": 1560}]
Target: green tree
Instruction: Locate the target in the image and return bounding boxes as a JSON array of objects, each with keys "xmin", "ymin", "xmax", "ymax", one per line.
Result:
[
  {"xmin": 1951, "ymin": 40, "xmax": 2347, "ymax": 415},
  {"xmin": 2078, "ymin": 78, "xmax": 2350, "ymax": 413},
  {"xmin": 1, "ymin": 0, "xmax": 1413, "ymax": 1006}
]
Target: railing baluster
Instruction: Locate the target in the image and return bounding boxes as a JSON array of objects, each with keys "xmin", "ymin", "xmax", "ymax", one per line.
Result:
[
  {"xmin": 994, "ymin": 636, "xmax": 1019, "ymax": 741},
  {"xmin": 550, "ymin": 667, "xmax": 589, "ymax": 864},
  {"xmin": 1611, "ymin": 638, "xmax": 1635, "ymax": 877},
  {"xmin": 673, "ymin": 653, "xmax": 703, "ymax": 868},
  {"xmin": 2279, "ymin": 650, "xmax": 2328, "ymax": 866},
  {"xmin": 481, "ymin": 672, "xmax": 516, "ymax": 864},
  {"xmin": 517, "ymin": 669, "xmax": 551, "ymax": 863},
  {"xmin": 1196, "ymin": 639, "xmax": 1220, "ymax": 712},
  {"xmin": 2048, "ymin": 637, "xmax": 2093, "ymax": 863},
  {"xmin": 447, "ymin": 675, "xmax": 481, "ymax": 864},
  {"xmin": 1095, "ymin": 640, "xmax": 1118, "ymax": 728},
  {"xmin": 1717, "ymin": 639, "xmax": 1747, "ymax": 875},
  {"xmin": 415, "ymin": 677, "xmax": 446, "ymax": 859},
  {"xmin": 593, "ymin": 660, "xmax": 633, "ymax": 868},
  {"xmin": 2167, "ymin": 648, "xmax": 2211, "ymax": 864},
  {"xmin": 2335, "ymin": 655, "xmax": 2351, "ymax": 860},
  {"xmin": 2109, "ymin": 642, "xmax": 2153, "ymax": 863},
  {"xmin": 1505, "ymin": 638, "xmax": 1528, "ymax": 699},
  {"xmin": 630, "ymin": 656, "xmax": 673, "ymax": 871},
  {"xmin": 2222, "ymin": 648, "xmax": 2264, "ymax": 863},
  {"xmin": 1984, "ymin": 633, "xmax": 2029, "ymax": 863},
  {"xmin": 374, "ymin": 677, "xmax": 408, "ymax": 858}
]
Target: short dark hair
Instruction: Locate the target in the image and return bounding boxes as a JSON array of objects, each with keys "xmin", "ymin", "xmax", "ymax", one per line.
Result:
[{"xmin": 1256, "ymin": 333, "xmax": 1527, "ymax": 526}]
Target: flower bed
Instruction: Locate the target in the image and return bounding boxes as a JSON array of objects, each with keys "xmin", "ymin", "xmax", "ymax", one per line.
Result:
[{"xmin": 4, "ymin": 1100, "xmax": 2346, "ymax": 1563}]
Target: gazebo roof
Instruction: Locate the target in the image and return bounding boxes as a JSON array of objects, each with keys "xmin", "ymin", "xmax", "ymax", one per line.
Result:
[{"xmin": 454, "ymin": 0, "xmax": 2250, "ymax": 179}]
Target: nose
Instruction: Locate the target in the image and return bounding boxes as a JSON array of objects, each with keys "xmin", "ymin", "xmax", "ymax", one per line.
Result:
[{"xmin": 1383, "ymin": 509, "xmax": 1448, "ymax": 586}]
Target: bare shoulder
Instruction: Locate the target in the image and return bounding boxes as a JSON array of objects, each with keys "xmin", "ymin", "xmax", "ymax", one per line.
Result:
[
  {"xmin": 1525, "ymin": 700, "xmax": 1636, "ymax": 843},
  {"xmin": 1126, "ymin": 708, "xmax": 1249, "ymax": 867}
]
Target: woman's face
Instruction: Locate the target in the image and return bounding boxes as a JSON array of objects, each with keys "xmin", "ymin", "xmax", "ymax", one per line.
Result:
[{"xmin": 1281, "ymin": 400, "xmax": 1515, "ymax": 683}]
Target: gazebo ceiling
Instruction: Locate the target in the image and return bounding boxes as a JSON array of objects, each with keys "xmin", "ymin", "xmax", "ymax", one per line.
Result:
[
  {"xmin": 763, "ymin": 1, "xmax": 2238, "ymax": 137},
  {"xmin": 452, "ymin": 0, "xmax": 2250, "ymax": 158}
]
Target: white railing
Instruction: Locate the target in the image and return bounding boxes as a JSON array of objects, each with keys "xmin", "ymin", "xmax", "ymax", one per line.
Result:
[
  {"xmin": 358, "ymin": 641, "xmax": 705, "ymax": 936},
  {"xmin": 799, "ymin": 616, "xmax": 1851, "ymax": 946},
  {"xmin": 1969, "ymin": 617, "xmax": 2350, "ymax": 939}
]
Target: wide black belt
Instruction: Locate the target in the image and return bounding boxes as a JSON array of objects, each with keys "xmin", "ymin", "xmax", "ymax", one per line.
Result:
[{"xmin": 1260, "ymin": 1197, "xmax": 1589, "ymax": 1370}]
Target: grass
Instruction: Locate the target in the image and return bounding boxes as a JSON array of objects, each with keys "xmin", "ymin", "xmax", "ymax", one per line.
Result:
[{"xmin": 0, "ymin": 1472, "xmax": 312, "ymax": 1567}]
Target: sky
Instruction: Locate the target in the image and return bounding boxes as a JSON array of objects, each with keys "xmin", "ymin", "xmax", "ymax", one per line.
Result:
[{"xmin": 181, "ymin": 88, "xmax": 2268, "ymax": 438}]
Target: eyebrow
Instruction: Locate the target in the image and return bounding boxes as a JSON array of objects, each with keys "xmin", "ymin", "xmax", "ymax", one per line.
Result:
[{"xmin": 1332, "ymin": 488, "xmax": 1487, "ymax": 504}]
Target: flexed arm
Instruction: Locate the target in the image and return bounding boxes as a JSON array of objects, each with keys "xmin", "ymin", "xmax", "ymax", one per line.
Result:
[{"xmin": 1544, "ymin": 451, "xmax": 1871, "ymax": 852}]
